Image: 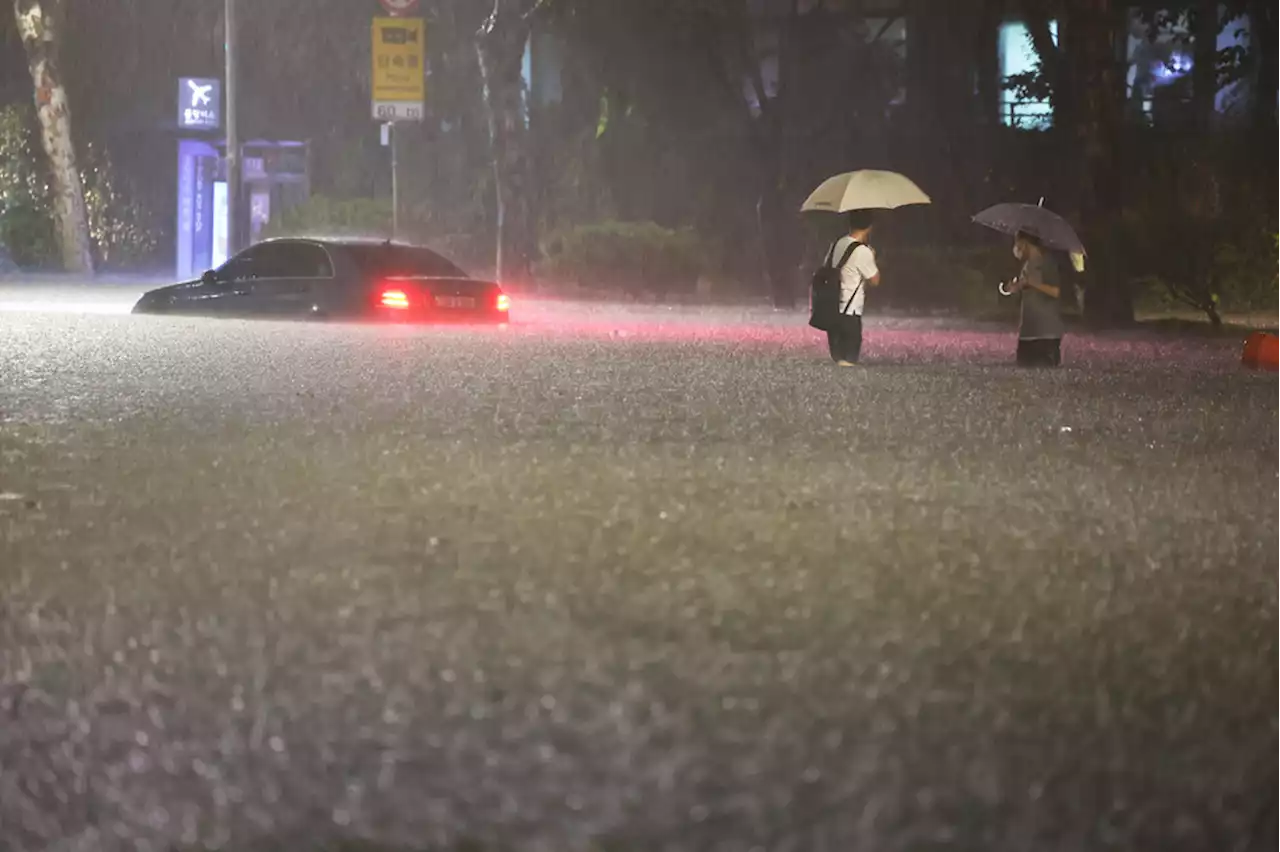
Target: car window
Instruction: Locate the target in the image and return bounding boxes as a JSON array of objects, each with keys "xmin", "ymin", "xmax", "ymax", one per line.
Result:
[
  {"xmin": 346, "ymin": 245, "xmax": 468, "ymax": 279},
  {"xmin": 218, "ymin": 243, "xmax": 333, "ymax": 280},
  {"xmin": 274, "ymin": 243, "xmax": 335, "ymax": 278},
  {"xmin": 218, "ymin": 245, "xmax": 272, "ymax": 280}
]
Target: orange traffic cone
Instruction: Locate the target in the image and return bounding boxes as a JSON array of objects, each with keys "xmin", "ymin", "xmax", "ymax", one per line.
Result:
[{"xmin": 1242, "ymin": 331, "xmax": 1279, "ymax": 371}]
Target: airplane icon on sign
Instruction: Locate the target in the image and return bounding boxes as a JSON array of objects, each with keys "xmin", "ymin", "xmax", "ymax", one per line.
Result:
[{"xmin": 188, "ymin": 80, "xmax": 213, "ymax": 108}]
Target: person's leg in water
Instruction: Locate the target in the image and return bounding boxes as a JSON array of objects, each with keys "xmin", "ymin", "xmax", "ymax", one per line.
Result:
[
  {"xmin": 827, "ymin": 316, "xmax": 860, "ymax": 365},
  {"xmin": 1016, "ymin": 339, "xmax": 1034, "ymax": 366},
  {"xmin": 845, "ymin": 315, "xmax": 863, "ymax": 364},
  {"xmin": 827, "ymin": 326, "xmax": 845, "ymax": 363},
  {"xmin": 1016, "ymin": 338, "xmax": 1061, "ymax": 367}
]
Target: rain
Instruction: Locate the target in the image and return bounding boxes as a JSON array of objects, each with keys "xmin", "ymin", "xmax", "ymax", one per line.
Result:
[{"xmin": 0, "ymin": 2, "xmax": 1277, "ymax": 851}]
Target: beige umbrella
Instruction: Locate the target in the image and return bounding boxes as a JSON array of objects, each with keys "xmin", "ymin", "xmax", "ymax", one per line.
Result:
[{"xmin": 800, "ymin": 170, "xmax": 931, "ymax": 213}]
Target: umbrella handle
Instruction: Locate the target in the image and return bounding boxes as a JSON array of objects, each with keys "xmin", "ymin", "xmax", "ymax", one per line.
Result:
[{"xmin": 998, "ymin": 280, "xmax": 1014, "ymax": 297}]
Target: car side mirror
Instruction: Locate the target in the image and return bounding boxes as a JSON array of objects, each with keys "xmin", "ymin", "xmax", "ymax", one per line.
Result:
[{"xmin": 201, "ymin": 270, "xmax": 218, "ymax": 286}]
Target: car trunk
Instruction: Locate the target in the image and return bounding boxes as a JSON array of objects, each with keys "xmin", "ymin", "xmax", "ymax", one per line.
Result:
[{"xmin": 376, "ymin": 276, "xmax": 504, "ymax": 318}]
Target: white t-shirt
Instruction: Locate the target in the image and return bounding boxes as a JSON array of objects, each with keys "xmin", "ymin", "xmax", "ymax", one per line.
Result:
[{"xmin": 831, "ymin": 236, "xmax": 879, "ymax": 317}]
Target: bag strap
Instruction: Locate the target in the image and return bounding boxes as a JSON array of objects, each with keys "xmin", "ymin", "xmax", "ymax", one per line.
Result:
[
  {"xmin": 835, "ymin": 240, "xmax": 860, "ymax": 271},
  {"xmin": 837, "ymin": 241, "xmax": 864, "ymax": 315},
  {"xmin": 841, "ymin": 285, "xmax": 863, "ymax": 316}
]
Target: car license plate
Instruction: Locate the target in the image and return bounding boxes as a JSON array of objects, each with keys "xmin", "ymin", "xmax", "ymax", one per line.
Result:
[{"xmin": 435, "ymin": 296, "xmax": 475, "ymax": 309}]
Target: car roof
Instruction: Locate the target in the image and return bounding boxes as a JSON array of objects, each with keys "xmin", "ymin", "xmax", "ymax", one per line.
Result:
[
  {"xmin": 249, "ymin": 237, "xmax": 473, "ymax": 279},
  {"xmin": 256, "ymin": 237, "xmax": 423, "ymax": 250}
]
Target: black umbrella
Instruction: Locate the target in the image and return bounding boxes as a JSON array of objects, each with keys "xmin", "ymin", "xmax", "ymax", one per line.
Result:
[{"xmin": 973, "ymin": 200, "xmax": 1086, "ymax": 257}]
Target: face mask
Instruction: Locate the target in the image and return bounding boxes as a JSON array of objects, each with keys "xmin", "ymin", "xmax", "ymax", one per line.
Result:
[{"xmin": 1013, "ymin": 243, "xmax": 1024, "ymax": 260}]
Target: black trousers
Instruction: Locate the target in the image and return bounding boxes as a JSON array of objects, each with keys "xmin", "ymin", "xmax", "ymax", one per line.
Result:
[
  {"xmin": 1017, "ymin": 337, "xmax": 1062, "ymax": 367},
  {"xmin": 826, "ymin": 314, "xmax": 863, "ymax": 363}
]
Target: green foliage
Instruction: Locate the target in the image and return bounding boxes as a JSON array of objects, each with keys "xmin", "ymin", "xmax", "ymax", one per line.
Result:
[
  {"xmin": 1090, "ymin": 209, "xmax": 1192, "ymax": 316},
  {"xmin": 1005, "ymin": 64, "xmax": 1052, "ymax": 108},
  {"xmin": 0, "ymin": 104, "xmax": 159, "ymax": 271},
  {"xmin": 537, "ymin": 220, "xmax": 704, "ymax": 298},
  {"xmin": 1103, "ymin": 205, "xmax": 1279, "ymax": 320},
  {"xmin": 1211, "ymin": 227, "xmax": 1279, "ymax": 313},
  {"xmin": 259, "ymin": 195, "xmax": 491, "ymax": 273},
  {"xmin": 260, "ymin": 195, "xmax": 394, "ymax": 240},
  {"xmin": 0, "ymin": 105, "xmax": 57, "ymax": 268},
  {"xmin": 81, "ymin": 143, "xmax": 160, "ymax": 269}
]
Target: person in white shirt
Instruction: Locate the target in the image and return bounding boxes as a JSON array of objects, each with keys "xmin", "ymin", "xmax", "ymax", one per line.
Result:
[{"xmin": 826, "ymin": 211, "xmax": 881, "ymax": 366}]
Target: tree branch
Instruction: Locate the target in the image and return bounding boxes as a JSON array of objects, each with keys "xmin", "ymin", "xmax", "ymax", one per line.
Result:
[
  {"xmin": 685, "ymin": 9, "xmax": 769, "ymax": 156},
  {"xmin": 1023, "ymin": 5, "xmax": 1062, "ymax": 108},
  {"xmin": 521, "ymin": 0, "xmax": 553, "ymax": 26},
  {"xmin": 870, "ymin": 15, "xmax": 900, "ymax": 44}
]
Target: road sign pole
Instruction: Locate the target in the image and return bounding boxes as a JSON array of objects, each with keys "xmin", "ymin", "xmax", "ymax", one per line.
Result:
[
  {"xmin": 372, "ymin": 13, "xmax": 424, "ymax": 243},
  {"xmin": 224, "ymin": 0, "xmax": 240, "ymax": 254},
  {"xmin": 390, "ymin": 122, "xmax": 399, "ymax": 242}
]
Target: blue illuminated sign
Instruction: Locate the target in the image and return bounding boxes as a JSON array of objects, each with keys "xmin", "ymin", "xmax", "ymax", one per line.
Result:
[
  {"xmin": 176, "ymin": 139, "xmax": 220, "ymax": 278},
  {"xmin": 178, "ymin": 78, "xmax": 221, "ymax": 131}
]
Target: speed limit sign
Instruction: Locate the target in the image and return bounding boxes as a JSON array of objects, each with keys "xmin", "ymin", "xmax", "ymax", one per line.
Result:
[{"xmin": 378, "ymin": 0, "xmax": 419, "ymax": 15}]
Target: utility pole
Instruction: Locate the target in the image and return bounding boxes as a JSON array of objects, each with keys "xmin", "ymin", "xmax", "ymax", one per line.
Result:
[{"xmin": 224, "ymin": 0, "xmax": 241, "ymax": 254}]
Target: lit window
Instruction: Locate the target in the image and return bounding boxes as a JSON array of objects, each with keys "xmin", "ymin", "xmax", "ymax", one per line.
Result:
[{"xmin": 999, "ymin": 20, "xmax": 1056, "ymax": 129}]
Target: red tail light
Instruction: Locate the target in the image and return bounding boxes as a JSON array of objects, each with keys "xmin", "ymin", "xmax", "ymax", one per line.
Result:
[
  {"xmin": 496, "ymin": 293, "xmax": 510, "ymax": 312},
  {"xmin": 380, "ymin": 288, "xmax": 410, "ymax": 309}
]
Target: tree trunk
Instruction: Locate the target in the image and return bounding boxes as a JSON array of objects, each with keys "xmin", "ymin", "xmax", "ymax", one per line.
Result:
[
  {"xmin": 762, "ymin": 1, "xmax": 799, "ymax": 310},
  {"xmin": 1191, "ymin": 0, "xmax": 1219, "ymax": 133},
  {"xmin": 972, "ymin": 0, "xmax": 1001, "ymax": 128},
  {"xmin": 476, "ymin": 0, "xmax": 538, "ymax": 288},
  {"xmin": 1180, "ymin": 0, "xmax": 1221, "ymax": 324},
  {"xmin": 755, "ymin": 179, "xmax": 796, "ymax": 310},
  {"xmin": 1023, "ymin": 10, "xmax": 1075, "ymax": 214},
  {"xmin": 739, "ymin": 0, "xmax": 800, "ymax": 311},
  {"xmin": 1058, "ymin": 0, "xmax": 1134, "ymax": 327},
  {"xmin": 907, "ymin": 0, "xmax": 987, "ymax": 241},
  {"xmin": 1060, "ymin": 2, "xmax": 1122, "ymax": 219},
  {"xmin": 1188, "ymin": 0, "xmax": 1220, "ymax": 214},
  {"xmin": 14, "ymin": 0, "xmax": 93, "ymax": 274},
  {"xmin": 1248, "ymin": 0, "xmax": 1277, "ymax": 131}
]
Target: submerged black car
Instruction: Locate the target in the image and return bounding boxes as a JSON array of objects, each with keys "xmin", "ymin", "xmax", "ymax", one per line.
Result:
[{"xmin": 133, "ymin": 238, "xmax": 511, "ymax": 323}]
